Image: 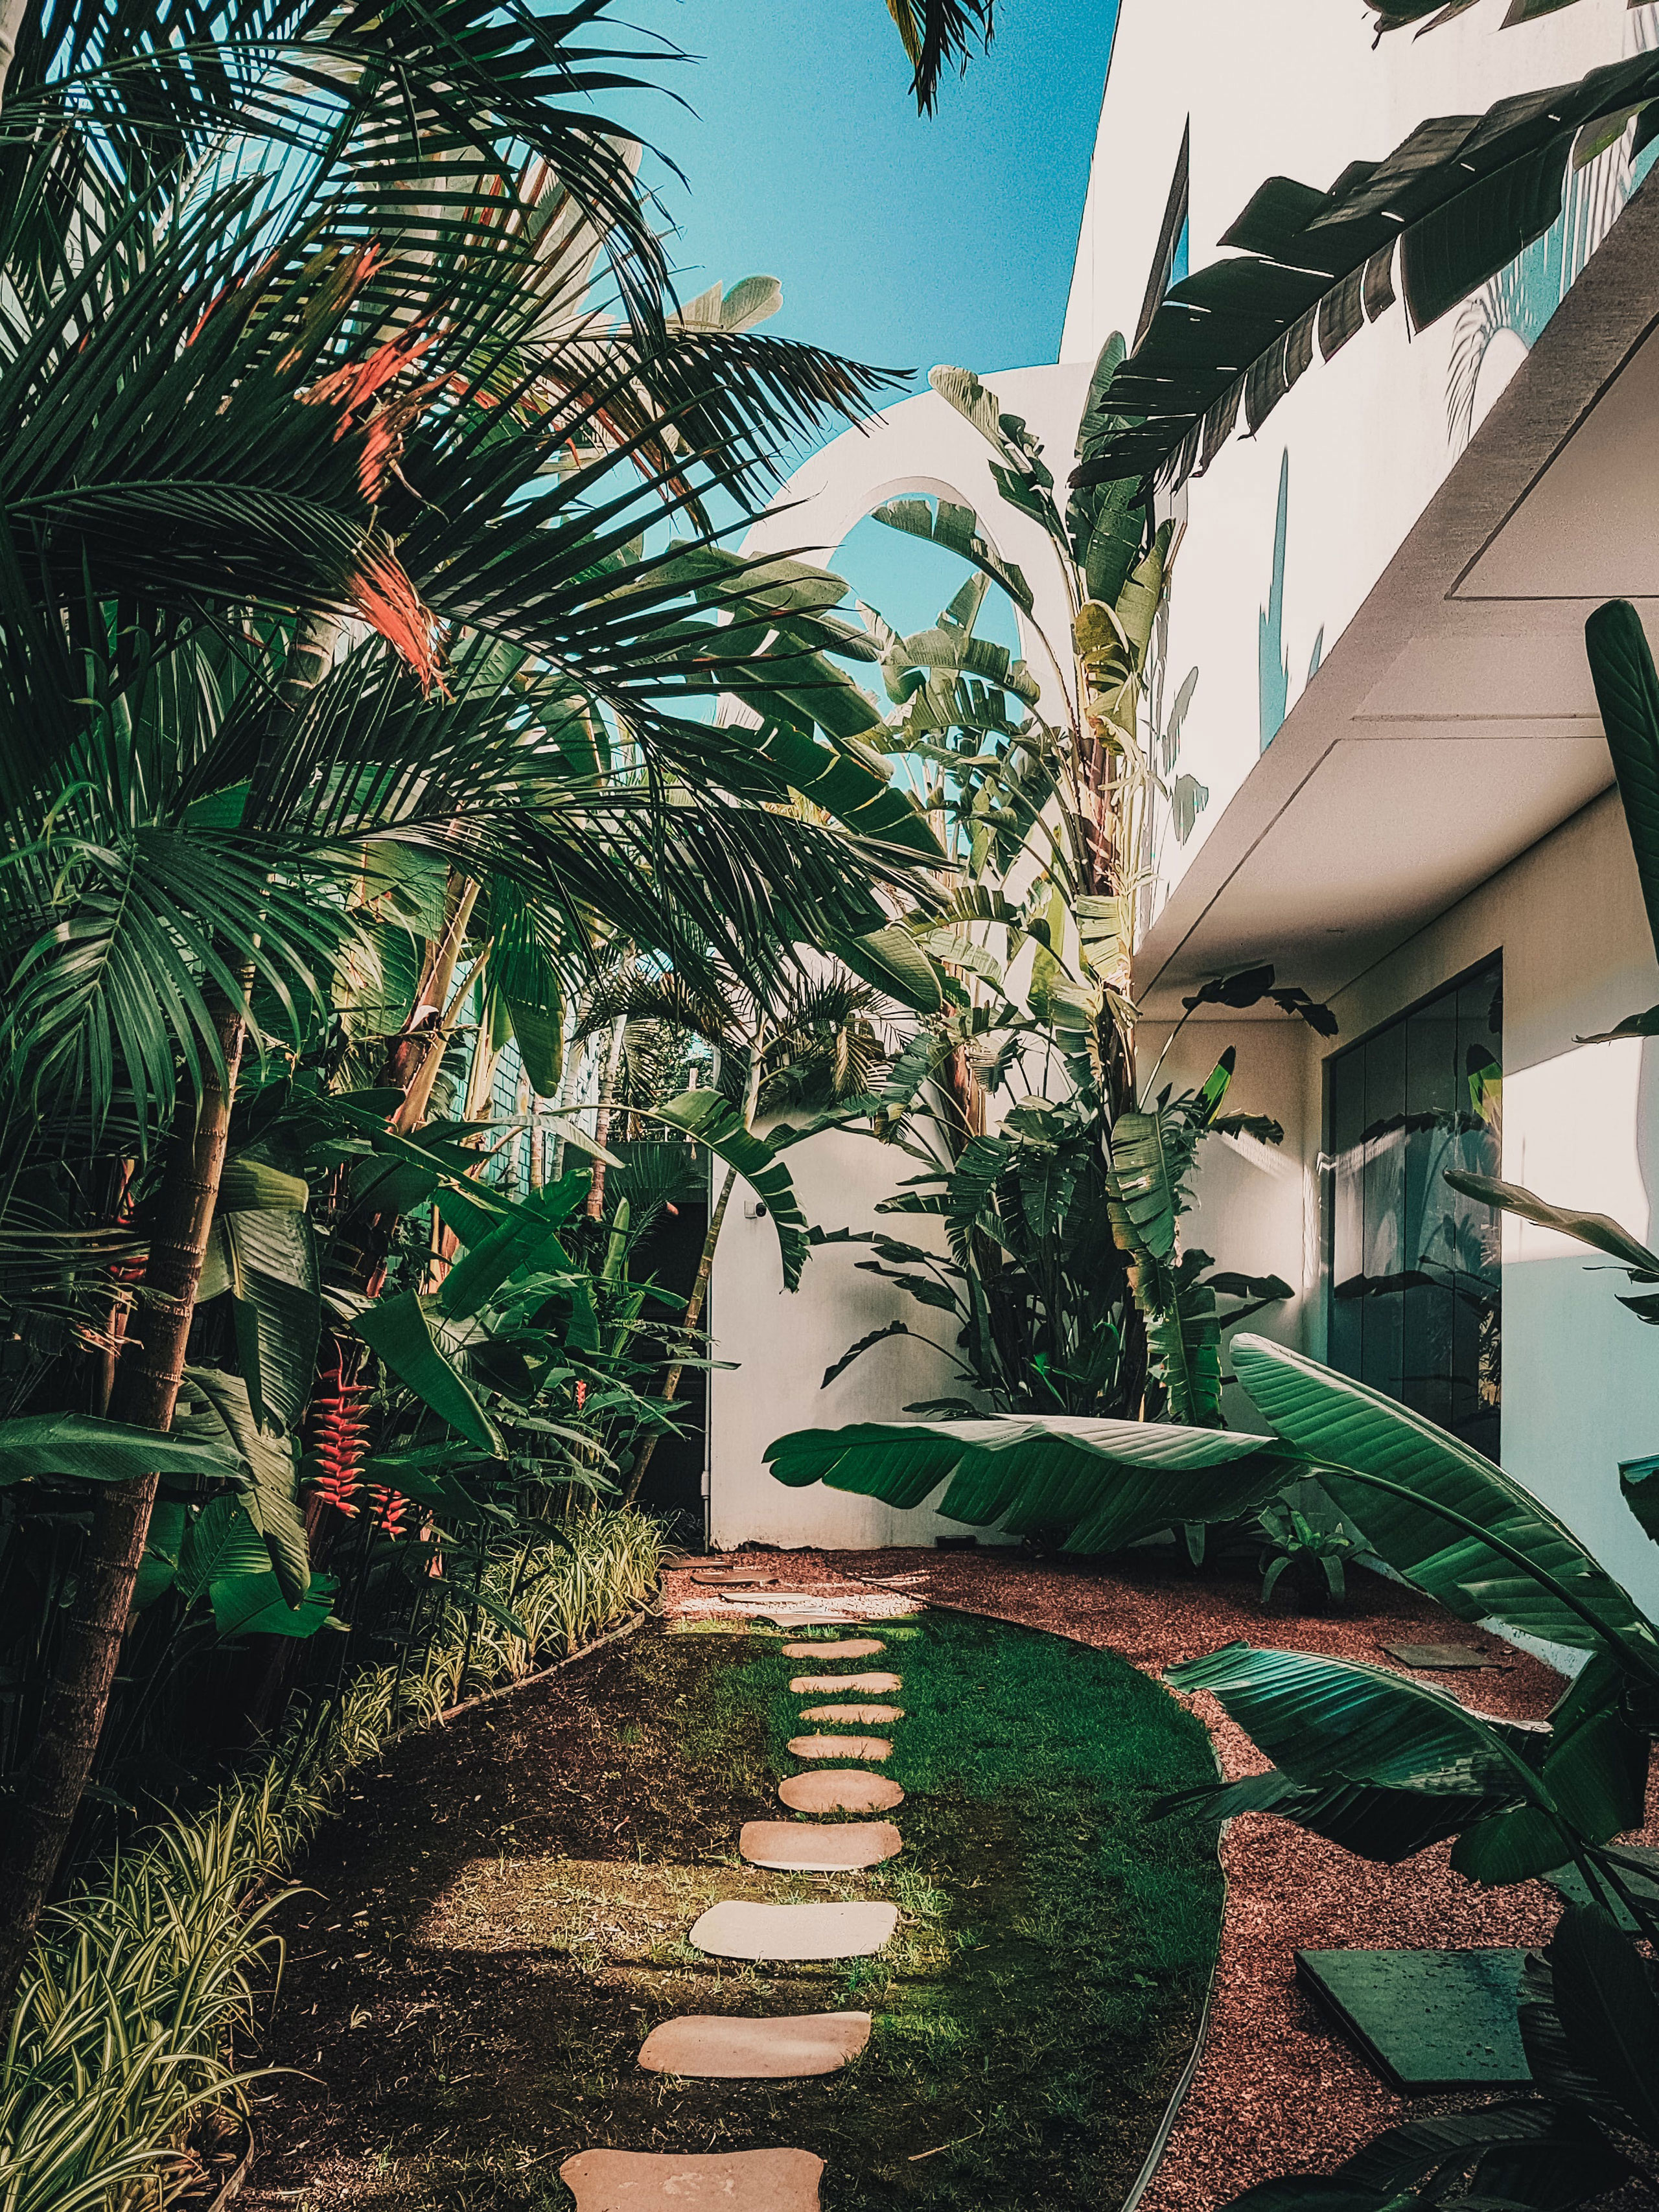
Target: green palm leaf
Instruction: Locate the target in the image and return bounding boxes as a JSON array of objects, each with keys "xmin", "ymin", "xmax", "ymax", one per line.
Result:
[{"xmin": 650, "ymin": 1089, "xmax": 809, "ymax": 1292}]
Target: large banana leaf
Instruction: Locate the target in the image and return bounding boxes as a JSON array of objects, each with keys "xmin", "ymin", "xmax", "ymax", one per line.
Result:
[
  {"xmin": 1144, "ymin": 1266, "xmax": 1222, "ymax": 1428},
  {"xmin": 180, "ymin": 1366, "xmax": 310, "ymax": 1606},
  {"xmin": 1085, "ymin": 54, "xmax": 1659, "ymax": 489},
  {"xmin": 765, "ymin": 1414, "xmax": 1295, "ymax": 1549},
  {"xmin": 354, "ymin": 1291, "xmax": 504, "ymax": 1454},
  {"xmin": 872, "ymin": 495, "xmax": 1034, "ymax": 614},
  {"xmin": 1168, "ymin": 1642, "xmax": 1586, "ymax": 1880},
  {"xmin": 651, "ymin": 1089, "xmax": 809, "ymax": 1291},
  {"xmin": 1231, "ymin": 1335, "xmax": 1659, "ymax": 1664},
  {"xmin": 0, "ymin": 1411, "xmax": 244, "ymax": 1484}
]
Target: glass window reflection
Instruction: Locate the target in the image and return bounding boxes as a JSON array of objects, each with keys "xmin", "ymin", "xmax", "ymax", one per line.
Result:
[{"xmin": 1324, "ymin": 956, "xmax": 1502, "ymax": 1457}]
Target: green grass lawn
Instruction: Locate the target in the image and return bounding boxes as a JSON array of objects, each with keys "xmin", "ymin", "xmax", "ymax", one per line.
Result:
[
  {"xmin": 253, "ymin": 1607, "xmax": 1224, "ymax": 2212},
  {"xmin": 634, "ymin": 1608, "xmax": 1225, "ymax": 2209}
]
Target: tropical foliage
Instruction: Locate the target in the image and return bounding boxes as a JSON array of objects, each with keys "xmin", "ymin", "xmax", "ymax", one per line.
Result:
[
  {"xmin": 0, "ymin": 0, "xmax": 953, "ymax": 2031},
  {"xmin": 771, "ymin": 341, "xmax": 1325, "ymax": 1428}
]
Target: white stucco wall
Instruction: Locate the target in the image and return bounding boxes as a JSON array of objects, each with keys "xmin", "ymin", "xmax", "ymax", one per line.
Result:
[
  {"xmin": 706, "ymin": 1122, "xmax": 1006, "ymax": 1550},
  {"xmin": 1063, "ymin": 0, "xmax": 1659, "ymax": 925},
  {"xmin": 1306, "ymin": 787, "xmax": 1659, "ymax": 1617}
]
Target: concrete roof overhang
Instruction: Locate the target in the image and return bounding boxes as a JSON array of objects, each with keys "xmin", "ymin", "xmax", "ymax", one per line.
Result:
[{"xmin": 1135, "ymin": 172, "xmax": 1659, "ymax": 1020}]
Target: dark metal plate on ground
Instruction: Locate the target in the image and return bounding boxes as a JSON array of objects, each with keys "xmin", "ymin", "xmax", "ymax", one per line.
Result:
[
  {"xmin": 1295, "ymin": 1947, "xmax": 1531, "ymax": 2091},
  {"xmin": 1382, "ymin": 1642, "xmax": 1501, "ymax": 1669}
]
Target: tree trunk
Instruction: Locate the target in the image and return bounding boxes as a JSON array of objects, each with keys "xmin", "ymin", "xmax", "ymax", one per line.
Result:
[
  {"xmin": 0, "ymin": 988, "xmax": 249, "ymax": 2006},
  {"xmin": 583, "ymin": 1014, "xmax": 629, "ymax": 1220},
  {"xmin": 623, "ymin": 1161, "xmax": 736, "ymax": 1506}
]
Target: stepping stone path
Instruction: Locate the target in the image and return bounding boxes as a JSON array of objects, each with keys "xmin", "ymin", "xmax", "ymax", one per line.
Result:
[
  {"xmin": 638, "ymin": 2012, "xmax": 870, "ymax": 2078},
  {"xmin": 561, "ymin": 2148, "xmax": 824, "ymax": 2209},
  {"xmin": 779, "ymin": 1769, "xmax": 905, "ymax": 1813},
  {"xmin": 739, "ymin": 1819, "xmax": 902, "ymax": 1871},
  {"xmin": 689, "ymin": 1899, "xmax": 900, "ymax": 1961},
  {"xmin": 789, "ymin": 1672, "xmax": 901, "ymax": 1694},
  {"xmin": 579, "ymin": 1578, "xmax": 919, "ymax": 2196},
  {"xmin": 787, "ymin": 1732, "xmax": 892, "ymax": 1761}
]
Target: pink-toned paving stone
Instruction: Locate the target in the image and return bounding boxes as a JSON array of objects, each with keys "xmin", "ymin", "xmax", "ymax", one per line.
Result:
[
  {"xmin": 788, "ymin": 1672, "xmax": 901, "ymax": 1694},
  {"xmin": 787, "ymin": 1733, "xmax": 892, "ymax": 1761},
  {"xmin": 739, "ymin": 1819, "xmax": 902, "ymax": 1871},
  {"xmin": 798, "ymin": 1703, "xmax": 904, "ymax": 1723},
  {"xmin": 688, "ymin": 1899, "xmax": 899, "ymax": 1961},
  {"xmin": 779, "ymin": 1769, "xmax": 905, "ymax": 1814},
  {"xmin": 561, "ymin": 2147, "xmax": 823, "ymax": 2210},
  {"xmin": 637, "ymin": 2010, "xmax": 870, "ymax": 2079},
  {"xmin": 782, "ymin": 1637, "xmax": 885, "ymax": 1659}
]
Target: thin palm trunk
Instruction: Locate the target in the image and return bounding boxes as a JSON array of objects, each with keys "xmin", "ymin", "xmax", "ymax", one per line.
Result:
[
  {"xmin": 583, "ymin": 1013, "xmax": 629, "ymax": 1219},
  {"xmin": 0, "ymin": 987, "xmax": 249, "ymax": 2004}
]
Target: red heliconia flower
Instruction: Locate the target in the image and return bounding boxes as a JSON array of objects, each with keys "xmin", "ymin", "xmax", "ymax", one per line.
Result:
[
  {"xmin": 310, "ymin": 1358, "xmax": 373, "ymax": 1517},
  {"xmin": 369, "ymin": 1486, "xmax": 410, "ymax": 1538}
]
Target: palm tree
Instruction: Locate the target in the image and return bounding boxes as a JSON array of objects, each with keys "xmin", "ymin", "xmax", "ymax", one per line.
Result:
[
  {"xmin": 567, "ymin": 960, "xmax": 898, "ymax": 1499},
  {"xmin": 0, "ymin": 0, "xmax": 947, "ymax": 1994}
]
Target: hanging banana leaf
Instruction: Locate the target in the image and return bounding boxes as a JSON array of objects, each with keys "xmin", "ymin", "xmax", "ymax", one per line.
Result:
[
  {"xmin": 1144, "ymin": 1259, "xmax": 1223, "ymax": 1427},
  {"xmin": 650, "ymin": 1089, "xmax": 809, "ymax": 1291},
  {"xmin": 1577, "ymin": 601, "xmax": 1659, "ymax": 1040},
  {"xmin": 1084, "ymin": 54, "xmax": 1659, "ymax": 489},
  {"xmin": 765, "ymin": 1412, "xmax": 1296, "ymax": 1549},
  {"xmin": 180, "ymin": 1366, "xmax": 310, "ymax": 1605},
  {"xmin": 1444, "ymin": 1168, "xmax": 1659, "ymax": 1277},
  {"xmin": 1231, "ymin": 1335, "xmax": 1659, "ymax": 1664}
]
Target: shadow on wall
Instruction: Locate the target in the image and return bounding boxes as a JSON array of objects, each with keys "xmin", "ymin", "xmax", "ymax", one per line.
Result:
[{"xmin": 1258, "ymin": 450, "xmax": 1324, "ymax": 755}]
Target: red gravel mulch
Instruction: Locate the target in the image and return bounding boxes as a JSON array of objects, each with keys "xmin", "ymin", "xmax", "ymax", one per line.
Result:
[{"xmin": 664, "ymin": 1545, "xmax": 1659, "ymax": 2212}]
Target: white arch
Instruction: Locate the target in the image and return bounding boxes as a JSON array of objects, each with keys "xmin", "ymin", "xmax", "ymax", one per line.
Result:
[{"xmin": 743, "ymin": 361, "xmax": 1095, "ymax": 706}]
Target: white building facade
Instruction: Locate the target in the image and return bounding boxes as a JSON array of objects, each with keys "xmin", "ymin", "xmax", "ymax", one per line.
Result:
[{"xmin": 710, "ymin": 0, "xmax": 1659, "ymax": 1619}]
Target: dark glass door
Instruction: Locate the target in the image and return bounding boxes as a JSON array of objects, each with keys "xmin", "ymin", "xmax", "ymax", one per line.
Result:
[{"xmin": 1325, "ymin": 956, "xmax": 1502, "ymax": 1457}]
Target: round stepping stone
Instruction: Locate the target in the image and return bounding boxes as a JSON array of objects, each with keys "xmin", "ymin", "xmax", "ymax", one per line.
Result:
[
  {"xmin": 787, "ymin": 1733, "xmax": 892, "ymax": 1761},
  {"xmin": 783, "ymin": 1637, "xmax": 885, "ymax": 1659},
  {"xmin": 740, "ymin": 1819, "xmax": 902, "ymax": 1871},
  {"xmin": 638, "ymin": 2010, "xmax": 870, "ymax": 2079},
  {"xmin": 561, "ymin": 2147, "xmax": 824, "ymax": 2210},
  {"xmin": 688, "ymin": 1899, "xmax": 899, "ymax": 1961},
  {"xmin": 799, "ymin": 1703, "xmax": 904, "ymax": 1723},
  {"xmin": 780, "ymin": 1769, "xmax": 905, "ymax": 1814},
  {"xmin": 789, "ymin": 1672, "xmax": 902, "ymax": 1694}
]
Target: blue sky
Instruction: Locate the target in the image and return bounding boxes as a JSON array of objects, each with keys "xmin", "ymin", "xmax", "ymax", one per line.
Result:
[{"xmin": 605, "ymin": 0, "xmax": 1119, "ymax": 642}]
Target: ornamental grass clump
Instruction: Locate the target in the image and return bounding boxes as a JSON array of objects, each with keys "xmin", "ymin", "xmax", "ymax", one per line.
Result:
[{"xmin": 0, "ymin": 1514, "xmax": 664, "ymax": 2211}]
